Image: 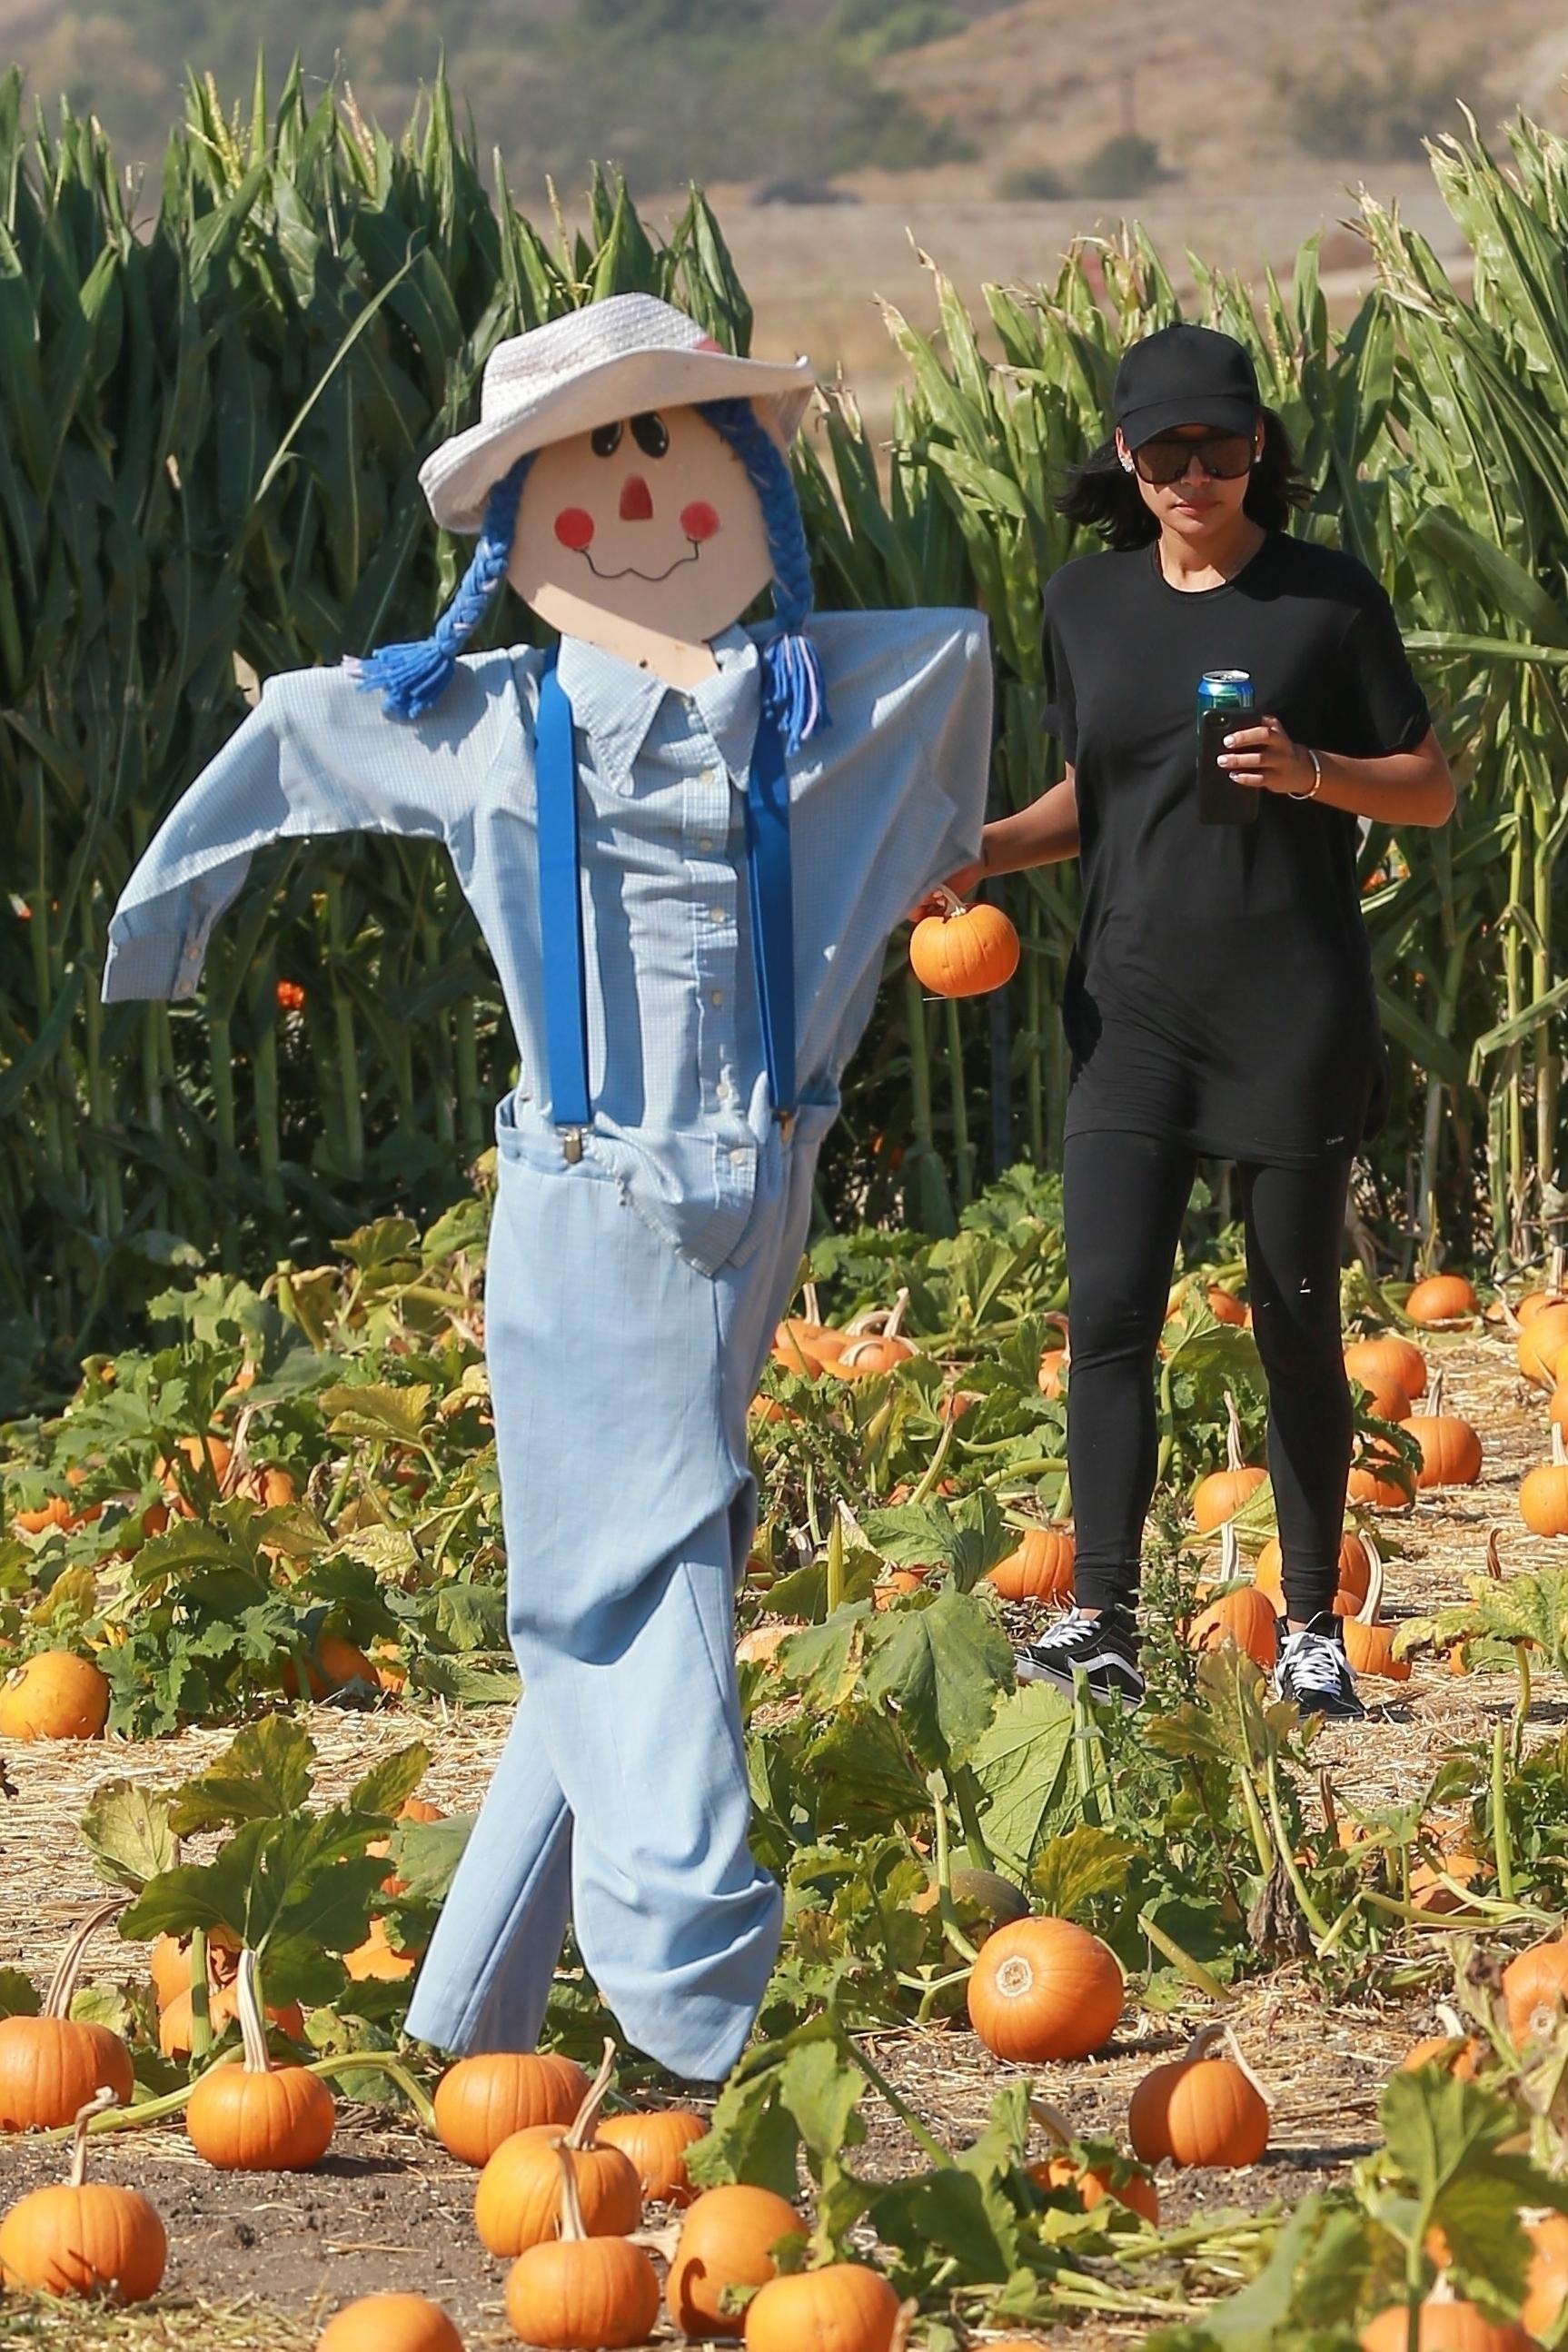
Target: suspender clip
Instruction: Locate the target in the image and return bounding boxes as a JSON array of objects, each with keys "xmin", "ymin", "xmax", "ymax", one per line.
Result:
[
  {"xmin": 560, "ymin": 1126, "xmax": 585, "ymax": 1165},
  {"xmin": 776, "ymin": 1109, "xmax": 796, "ymax": 1143}
]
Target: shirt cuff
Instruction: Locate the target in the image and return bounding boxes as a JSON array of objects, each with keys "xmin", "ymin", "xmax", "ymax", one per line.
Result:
[{"xmin": 101, "ymin": 930, "xmax": 205, "ymax": 1004}]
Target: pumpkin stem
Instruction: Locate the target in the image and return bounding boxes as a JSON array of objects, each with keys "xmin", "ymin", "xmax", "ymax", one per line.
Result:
[
  {"xmin": 926, "ymin": 883, "xmax": 965, "ymax": 918},
  {"xmin": 1552, "ymin": 1242, "xmax": 1564, "ymax": 1298},
  {"xmin": 551, "ymin": 2137, "xmax": 589, "ymax": 2245},
  {"xmin": 801, "ymin": 1279, "xmax": 820, "ymax": 1325},
  {"xmin": 564, "ymin": 2036, "xmax": 617, "ymax": 2150},
  {"xmin": 1553, "ymin": 1425, "xmax": 1567, "ymax": 1471},
  {"xmin": 1223, "ymin": 1389, "xmax": 1244, "ymax": 1474},
  {"xmin": 885, "ymin": 1286, "xmax": 911, "ymax": 1343},
  {"xmin": 1356, "ymin": 1533, "xmax": 1384, "ymax": 1629},
  {"xmin": 1219, "ymin": 1516, "xmax": 1240, "ymax": 1584},
  {"xmin": 43, "ymin": 1895, "xmax": 130, "ymax": 2022},
  {"xmin": 1027, "ymin": 2097, "xmax": 1075, "ymax": 2149},
  {"xmin": 891, "ymin": 2295, "xmax": 920, "ymax": 2352},
  {"xmin": 233, "ymin": 1948, "xmax": 272, "ymax": 2076},
  {"xmin": 1434, "ymin": 2000, "xmax": 1466, "ymax": 2040},
  {"xmin": 1217, "ymin": 2021, "xmax": 1272, "ymax": 2108},
  {"xmin": 65, "ymin": 2086, "xmax": 121, "ymax": 2188},
  {"xmin": 1177, "ymin": 2020, "xmax": 1233, "ymax": 2066},
  {"xmin": 1486, "ymin": 1526, "xmax": 1505, "ymax": 1580},
  {"xmin": 1428, "ymin": 1368, "xmax": 1445, "ymax": 1418}
]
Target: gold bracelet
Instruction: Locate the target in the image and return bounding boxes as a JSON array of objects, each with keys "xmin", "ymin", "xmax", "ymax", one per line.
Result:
[{"xmin": 1287, "ymin": 747, "xmax": 1323, "ymax": 801}]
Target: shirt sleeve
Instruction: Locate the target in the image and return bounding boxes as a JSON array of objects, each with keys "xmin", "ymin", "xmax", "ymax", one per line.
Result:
[
  {"xmin": 101, "ymin": 655, "xmax": 511, "ymax": 1005},
  {"xmin": 1040, "ymin": 594, "xmax": 1078, "ymax": 763},
  {"xmin": 1336, "ymin": 580, "xmax": 1432, "ymax": 757}
]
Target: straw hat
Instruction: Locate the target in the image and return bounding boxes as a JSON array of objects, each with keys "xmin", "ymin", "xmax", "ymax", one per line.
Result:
[{"xmin": 419, "ymin": 293, "xmax": 817, "ymax": 532}]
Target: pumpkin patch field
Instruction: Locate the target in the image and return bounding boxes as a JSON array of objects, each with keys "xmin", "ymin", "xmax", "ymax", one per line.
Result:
[{"xmin": 6, "ymin": 1161, "xmax": 1568, "ymax": 2348}]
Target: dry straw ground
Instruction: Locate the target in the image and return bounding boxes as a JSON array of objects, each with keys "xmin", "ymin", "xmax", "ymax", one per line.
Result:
[{"xmin": 0, "ymin": 1322, "xmax": 1554, "ymax": 2348}]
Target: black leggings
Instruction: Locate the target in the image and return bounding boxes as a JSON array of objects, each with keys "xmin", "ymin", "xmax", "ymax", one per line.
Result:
[{"xmin": 1063, "ymin": 1128, "xmax": 1354, "ymax": 1624}]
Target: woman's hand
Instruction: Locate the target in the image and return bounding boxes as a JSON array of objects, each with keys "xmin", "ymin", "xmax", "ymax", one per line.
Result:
[
  {"xmin": 908, "ymin": 858, "xmax": 986, "ymax": 925},
  {"xmin": 1217, "ymin": 714, "xmax": 1315, "ymax": 795}
]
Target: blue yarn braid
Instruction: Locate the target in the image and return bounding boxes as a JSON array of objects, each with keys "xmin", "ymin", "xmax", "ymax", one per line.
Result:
[
  {"xmin": 350, "ymin": 452, "xmax": 535, "ymax": 720},
  {"xmin": 696, "ymin": 395, "xmax": 829, "ymax": 756}
]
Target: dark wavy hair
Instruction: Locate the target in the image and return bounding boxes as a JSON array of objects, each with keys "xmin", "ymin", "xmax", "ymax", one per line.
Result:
[{"xmin": 1054, "ymin": 406, "xmax": 1314, "ymax": 551}]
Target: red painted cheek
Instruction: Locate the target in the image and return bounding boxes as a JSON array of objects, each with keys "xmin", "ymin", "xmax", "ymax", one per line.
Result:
[
  {"xmin": 680, "ymin": 501, "xmax": 720, "ymax": 542},
  {"xmin": 553, "ymin": 507, "xmax": 595, "ymax": 551}
]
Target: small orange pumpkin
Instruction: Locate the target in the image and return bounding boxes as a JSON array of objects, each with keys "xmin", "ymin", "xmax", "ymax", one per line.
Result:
[
  {"xmin": 0, "ymin": 1650, "xmax": 111, "ymax": 1742},
  {"xmin": 280, "ymin": 1632, "xmax": 380, "ymax": 1702},
  {"xmin": 1192, "ymin": 1391, "xmax": 1267, "ymax": 1532},
  {"xmin": 1521, "ymin": 1422, "xmax": 1568, "ymax": 1537},
  {"xmin": 909, "ymin": 889, "xmax": 1020, "ymax": 997},
  {"xmin": 1518, "ymin": 1301, "xmax": 1568, "ymax": 1388},
  {"xmin": 503, "ymin": 2139, "xmax": 661, "ymax": 2351},
  {"xmin": 474, "ymin": 2039, "xmax": 641, "ymax": 2259},
  {"xmin": 1255, "ymin": 1530, "xmax": 1370, "ymax": 1611},
  {"xmin": 1348, "ymin": 1369, "xmax": 1413, "ymax": 1424},
  {"xmin": 1340, "ymin": 1540, "xmax": 1411, "ymax": 1682},
  {"xmin": 987, "ymin": 1525, "xmax": 1075, "ymax": 1604},
  {"xmin": 1347, "ymin": 1438, "xmax": 1414, "ymax": 1512},
  {"xmin": 0, "ymin": 2089, "xmax": 165, "ymax": 2301},
  {"xmin": 820, "ymin": 1289, "xmax": 917, "ymax": 1380},
  {"xmin": 1522, "ymin": 2210, "xmax": 1568, "ymax": 2342},
  {"xmin": 1400, "ymin": 2032, "xmax": 1481, "ymax": 2080},
  {"xmin": 742, "ymin": 2261, "xmax": 904, "ymax": 2351},
  {"xmin": 1359, "ymin": 2302, "xmax": 1535, "ymax": 2351},
  {"xmin": 666, "ymin": 2182, "xmax": 805, "ymax": 2340},
  {"xmin": 1188, "ymin": 1556, "xmax": 1278, "ymax": 1671},
  {"xmin": 186, "ymin": 1949, "xmax": 334, "ymax": 2170},
  {"xmin": 1345, "ymin": 1335, "xmax": 1428, "ymax": 1400},
  {"xmin": 1404, "ymin": 1273, "xmax": 1478, "ymax": 1326},
  {"xmin": 597, "ymin": 2106, "xmax": 708, "ymax": 2206},
  {"xmin": 1503, "ymin": 1937, "xmax": 1568, "ymax": 2045},
  {"xmin": 967, "ymin": 1916, "xmax": 1124, "ymax": 2063},
  {"xmin": 434, "ymin": 2048, "xmax": 590, "ymax": 2168},
  {"xmin": 0, "ymin": 1900, "xmax": 135, "ymax": 2132},
  {"xmin": 315, "ymin": 2293, "xmax": 465, "ymax": 2351},
  {"xmin": 1404, "ymin": 1373, "xmax": 1483, "ymax": 1490},
  {"xmin": 1027, "ymin": 2099, "xmax": 1160, "ymax": 2225},
  {"xmin": 1127, "ymin": 2022, "xmax": 1269, "ymax": 2168}
]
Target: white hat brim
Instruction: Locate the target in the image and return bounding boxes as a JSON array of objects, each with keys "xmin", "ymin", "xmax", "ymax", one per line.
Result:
[{"xmin": 421, "ymin": 346, "xmax": 817, "ymax": 533}]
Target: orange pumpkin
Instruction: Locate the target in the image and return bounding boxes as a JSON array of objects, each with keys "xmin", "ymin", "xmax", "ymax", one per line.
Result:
[
  {"xmin": 967, "ymin": 1916, "xmax": 1124, "ymax": 2063},
  {"xmin": 342, "ymin": 1916, "xmax": 420, "ymax": 1983},
  {"xmin": 735, "ymin": 1623, "xmax": 804, "ymax": 1670},
  {"xmin": 1348, "ymin": 1370, "xmax": 1413, "ymax": 1424},
  {"xmin": 1522, "ymin": 2210, "xmax": 1568, "ymax": 2342},
  {"xmin": 1521, "ymin": 1422, "xmax": 1568, "ymax": 1536},
  {"xmin": 13, "ymin": 1494, "xmax": 77, "ymax": 1535},
  {"xmin": 1404, "ymin": 1373, "xmax": 1483, "ymax": 1489},
  {"xmin": 474, "ymin": 2039, "xmax": 641, "ymax": 2259},
  {"xmin": 434, "ymin": 2048, "xmax": 589, "ymax": 2168},
  {"xmin": 1359, "ymin": 2303, "xmax": 1535, "ymax": 2351},
  {"xmin": 1027, "ymin": 2099, "xmax": 1160, "ymax": 2224},
  {"xmin": 0, "ymin": 1900, "xmax": 134, "ymax": 2131},
  {"xmin": 1187, "ymin": 1579, "xmax": 1278, "ymax": 1670},
  {"xmin": 1341, "ymin": 1541, "xmax": 1411, "ymax": 1682},
  {"xmin": 1518, "ymin": 1301, "xmax": 1568, "ymax": 1388},
  {"xmin": 0, "ymin": 2089, "xmax": 165, "ymax": 2301},
  {"xmin": 0, "ymin": 1650, "xmax": 110, "ymax": 1742},
  {"xmin": 185, "ymin": 1949, "xmax": 333, "ymax": 2170},
  {"xmin": 597, "ymin": 2107, "xmax": 708, "ymax": 2206},
  {"xmin": 503, "ymin": 2139, "xmax": 661, "ymax": 2352},
  {"xmin": 742, "ymin": 2262, "xmax": 904, "ymax": 2351},
  {"xmin": 1345, "ymin": 1335, "xmax": 1428, "ymax": 1400},
  {"xmin": 1192, "ymin": 1390, "xmax": 1267, "ymax": 1532},
  {"xmin": 909, "ymin": 891, "xmax": 1020, "ymax": 997},
  {"xmin": 1347, "ymin": 1439, "xmax": 1414, "ymax": 1512},
  {"xmin": 1127, "ymin": 2022, "xmax": 1269, "ymax": 2168},
  {"xmin": 987, "ymin": 1525, "xmax": 1075, "ymax": 1604},
  {"xmin": 280, "ymin": 1632, "xmax": 379, "ymax": 1702},
  {"xmin": 666, "ymin": 2183, "xmax": 804, "ymax": 2340},
  {"xmin": 1547, "ymin": 1379, "xmax": 1568, "ymax": 1437},
  {"xmin": 153, "ymin": 1431, "xmax": 233, "ymax": 1499},
  {"xmin": 315, "ymin": 2294, "xmax": 465, "ymax": 2351},
  {"xmin": 1404, "ymin": 1273, "xmax": 1478, "ymax": 1326},
  {"xmin": 1206, "ymin": 1284, "xmax": 1250, "ymax": 1326},
  {"xmin": 1503, "ymin": 1938, "xmax": 1568, "ymax": 2045},
  {"xmin": 158, "ymin": 1980, "xmax": 306, "ymax": 2058},
  {"xmin": 1400, "ymin": 2033, "xmax": 1481, "ymax": 2080}
]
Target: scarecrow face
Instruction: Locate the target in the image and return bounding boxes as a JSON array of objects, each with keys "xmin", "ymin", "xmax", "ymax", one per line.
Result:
[{"xmin": 509, "ymin": 402, "xmax": 775, "ymax": 659}]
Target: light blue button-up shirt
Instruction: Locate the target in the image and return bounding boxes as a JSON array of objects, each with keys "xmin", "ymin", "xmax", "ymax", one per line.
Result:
[{"xmin": 102, "ymin": 609, "xmax": 992, "ymax": 1270}]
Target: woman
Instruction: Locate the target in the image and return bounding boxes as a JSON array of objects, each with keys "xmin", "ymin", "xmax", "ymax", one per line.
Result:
[{"xmin": 938, "ymin": 321, "xmax": 1454, "ymax": 1721}]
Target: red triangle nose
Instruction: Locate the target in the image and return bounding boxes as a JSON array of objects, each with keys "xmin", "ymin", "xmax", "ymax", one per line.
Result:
[{"xmin": 619, "ymin": 474, "xmax": 654, "ymax": 522}]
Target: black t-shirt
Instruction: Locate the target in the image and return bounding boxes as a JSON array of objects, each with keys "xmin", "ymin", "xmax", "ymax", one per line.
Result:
[{"xmin": 1039, "ymin": 526, "xmax": 1432, "ymax": 1165}]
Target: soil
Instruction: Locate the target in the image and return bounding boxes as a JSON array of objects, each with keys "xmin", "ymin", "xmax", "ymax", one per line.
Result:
[{"xmin": 0, "ymin": 1319, "xmax": 1556, "ymax": 2349}]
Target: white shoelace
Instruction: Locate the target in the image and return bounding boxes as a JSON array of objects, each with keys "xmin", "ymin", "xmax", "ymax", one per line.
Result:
[{"xmin": 1282, "ymin": 1628, "xmax": 1349, "ymax": 1696}]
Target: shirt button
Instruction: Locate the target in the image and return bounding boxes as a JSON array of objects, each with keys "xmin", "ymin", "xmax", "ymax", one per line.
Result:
[
  {"xmin": 710, "ymin": 989, "xmax": 724, "ymax": 1007},
  {"xmin": 729, "ymin": 1146, "xmax": 749, "ymax": 1165},
  {"xmin": 709, "ymin": 906, "xmax": 726, "ymax": 924},
  {"xmin": 698, "ymin": 836, "xmax": 715, "ymax": 852},
  {"xmin": 702, "ymin": 768, "xmax": 722, "ymax": 788}
]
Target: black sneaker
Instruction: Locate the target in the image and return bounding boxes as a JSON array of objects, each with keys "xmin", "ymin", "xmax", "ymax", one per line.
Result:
[
  {"xmin": 1275, "ymin": 1612, "xmax": 1366, "ymax": 1722},
  {"xmin": 1015, "ymin": 1606, "xmax": 1146, "ymax": 1709}
]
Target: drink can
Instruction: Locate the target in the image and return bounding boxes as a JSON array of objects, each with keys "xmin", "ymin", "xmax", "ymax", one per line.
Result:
[{"xmin": 1196, "ymin": 669, "xmax": 1255, "ymax": 719}]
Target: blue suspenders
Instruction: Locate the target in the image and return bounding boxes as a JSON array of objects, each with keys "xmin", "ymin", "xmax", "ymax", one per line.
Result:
[{"xmin": 534, "ymin": 644, "xmax": 796, "ymax": 1162}]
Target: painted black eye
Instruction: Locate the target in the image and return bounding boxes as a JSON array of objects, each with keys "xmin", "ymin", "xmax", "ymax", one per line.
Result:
[
  {"xmin": 590, "ymin": 421, "xmax": 622, "ymax": 458},
  {"xmin": 630, "ymin": 411, "xmax": 670, "ymax": 458}
]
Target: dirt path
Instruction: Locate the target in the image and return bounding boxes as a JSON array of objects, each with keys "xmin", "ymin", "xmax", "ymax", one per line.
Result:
[{"xmin": 0, "ymin": 1323, "xmax": 1552, "ymax": 2348}]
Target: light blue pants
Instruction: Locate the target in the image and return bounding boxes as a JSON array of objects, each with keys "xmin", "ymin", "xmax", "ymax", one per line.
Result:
[{"xmin": 403, "ymin": 1088, "xmax": 835, "ymax": 2080}]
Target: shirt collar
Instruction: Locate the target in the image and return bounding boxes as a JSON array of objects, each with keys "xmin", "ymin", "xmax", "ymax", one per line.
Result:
[{"xmin": 555, "ymin": 623, "xmax": 760, "ymax": 797}]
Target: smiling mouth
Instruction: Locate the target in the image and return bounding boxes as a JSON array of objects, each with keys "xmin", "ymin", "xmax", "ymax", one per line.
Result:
[{"xmin": 579, "ymin": 542, "xmax": 702, "ymax": 583}]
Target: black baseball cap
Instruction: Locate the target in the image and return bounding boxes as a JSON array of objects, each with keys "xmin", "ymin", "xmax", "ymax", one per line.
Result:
[{"xmin": 1112, "ymin": 323, "xmax": 1261, "ymax": 450}]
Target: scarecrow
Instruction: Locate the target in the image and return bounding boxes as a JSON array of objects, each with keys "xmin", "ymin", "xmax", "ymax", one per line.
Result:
[{"xmin": 103, "ymin": 293, "xmax": 992, "ymax": 2080}]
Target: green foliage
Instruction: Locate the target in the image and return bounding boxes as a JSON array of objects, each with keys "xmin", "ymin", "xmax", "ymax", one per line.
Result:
[
  {"xmin": 1076, "ymin": 131, "xmax": 1166, "ymax": 196},
  {"xmin": 1273, "ymin": 50, "xmax": 1488, "ymax": 161}
]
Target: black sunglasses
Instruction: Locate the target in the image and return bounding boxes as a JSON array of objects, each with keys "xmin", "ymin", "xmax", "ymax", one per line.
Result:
[{"xmin": 1131, "ymin": 432, "xmax": 1257, "ymax": 485}]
